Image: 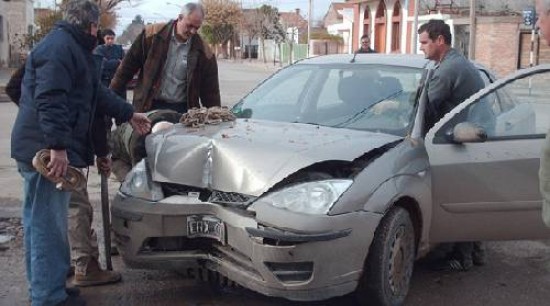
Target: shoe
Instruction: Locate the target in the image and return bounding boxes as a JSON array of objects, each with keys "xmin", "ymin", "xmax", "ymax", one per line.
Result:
[
  {"xmin": 428, "ymin": 257, "xmax": 473, "ymax": 272},
  {"xmin": 73, "ymin": 258, "xmax": 122, "ymax": 287},
  {"xmin": 55, "ymin": 295, "xmax": 86, "ymax": 306}
]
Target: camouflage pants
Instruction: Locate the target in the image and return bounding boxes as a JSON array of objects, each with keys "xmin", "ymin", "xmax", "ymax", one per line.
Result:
[{"xmin": 68, "ymin": 186, "xmax": 99, "ymax": 268}]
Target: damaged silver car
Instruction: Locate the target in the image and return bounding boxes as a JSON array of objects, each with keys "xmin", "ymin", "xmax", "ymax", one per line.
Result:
[{"xmin": 112, "ymin": 54, "xmax": 550, "ymax": 305}]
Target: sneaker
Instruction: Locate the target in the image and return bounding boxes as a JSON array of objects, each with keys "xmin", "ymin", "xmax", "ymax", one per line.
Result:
[
  {"xmin": 73, "ymin": 258, "xmax": 122, "ymax": 287},
  {"xmin": 55, "ymin": 295, "xmax": 86, "ymax": 306}
]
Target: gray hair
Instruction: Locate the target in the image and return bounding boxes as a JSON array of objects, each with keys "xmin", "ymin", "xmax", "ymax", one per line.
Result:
[
  {"xmin": 63, "ymin": 0, "xmax": 100, "ymax": 31},
  {"xmin": 180, "ymin": 2, "xmax": 205, "ymax": 18}
]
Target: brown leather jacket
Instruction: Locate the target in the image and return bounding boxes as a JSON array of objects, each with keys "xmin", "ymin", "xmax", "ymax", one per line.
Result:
[{"xmin": 110, "ymin": 21, "xmax": 221, "ymax": 112}]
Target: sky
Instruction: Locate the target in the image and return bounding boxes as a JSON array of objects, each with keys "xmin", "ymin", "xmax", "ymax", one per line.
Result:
[{"xmin": 114, "ymin": 0, "xmax": 344, "ymax": 35}]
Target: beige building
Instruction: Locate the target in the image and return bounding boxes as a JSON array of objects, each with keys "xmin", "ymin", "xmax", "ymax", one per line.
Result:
[{"xmin": 0, "ymin": 0, "xmax": 35, "ymax": 67}]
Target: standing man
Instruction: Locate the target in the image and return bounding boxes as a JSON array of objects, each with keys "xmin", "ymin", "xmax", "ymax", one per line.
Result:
[
  {"xmin": 418, "ymin": 19, "xmax": 486, "ymax": 271},
  {"xmin": 94, "ymin": 29, "xmax": 125, "ymax": 87},
  {"xmin": 11, "ymin": 1, "xmax": 150, "ymax": 305},
  {"xmin": 356, "ymin": 34, "xmax": 376, "ymax": 53},
  {"xmin": 536, "ymin": 0, "xmax": 550, "ymax": 227},
  {"xmin": 110, "ymin": 2, "xmax": 221, "ymax": 113}
]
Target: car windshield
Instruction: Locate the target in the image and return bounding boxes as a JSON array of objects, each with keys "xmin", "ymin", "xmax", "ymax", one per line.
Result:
[{"xmin": 232, "ymin": 64, "xmax": 425, "ymax": 136}]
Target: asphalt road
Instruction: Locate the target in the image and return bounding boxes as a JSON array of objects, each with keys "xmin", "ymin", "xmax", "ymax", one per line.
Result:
[{"xmin": 1, "ymin": 60, "xmax": 549, "ymax": 306}]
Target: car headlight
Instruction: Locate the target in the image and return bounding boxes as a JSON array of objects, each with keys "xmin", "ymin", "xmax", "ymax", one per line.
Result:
[
  {"xmin": 120, "ymin": 159, "xmax": 164, "ymax": 202},
  {"xmin": 257, "ymin": 180, "xmax": 353, "ymax": 215}
]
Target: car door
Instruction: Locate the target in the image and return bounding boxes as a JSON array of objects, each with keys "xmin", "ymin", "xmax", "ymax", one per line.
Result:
[{"xmin": 425, "ymin": 64, "xmax": 550, "ymax": 242}]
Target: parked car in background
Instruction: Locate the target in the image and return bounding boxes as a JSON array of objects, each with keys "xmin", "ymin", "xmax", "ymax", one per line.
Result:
[{"xmin": 111, "ymin": 54, "xmax": 550, "ymax": 305}]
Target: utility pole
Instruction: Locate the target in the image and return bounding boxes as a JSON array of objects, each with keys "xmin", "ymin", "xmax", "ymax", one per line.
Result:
[
  {"xmin": 411, "ymin": 0, "xmax": 419, "ymax": 54},
  {"xmin": 468, "ymin": 0, "xmax": 476, "ymax": 60},
  {"xmin": 308, "ymin": 0, "xmax": 312, "ymax": 57}
]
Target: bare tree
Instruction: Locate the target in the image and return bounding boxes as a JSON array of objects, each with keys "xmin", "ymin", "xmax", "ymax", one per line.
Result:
[{"xmin": 201, "ymin": 0, "xmax": 242, "ymax": 58}]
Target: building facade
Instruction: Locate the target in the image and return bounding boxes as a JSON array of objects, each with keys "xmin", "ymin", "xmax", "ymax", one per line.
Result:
[
  {"xmin": 0, "ymin": 0, "xmax": 34, "ymax": 67},
  {"xmin": 326, "ymin": 0, "xmax": 544, "ymax": 76}
]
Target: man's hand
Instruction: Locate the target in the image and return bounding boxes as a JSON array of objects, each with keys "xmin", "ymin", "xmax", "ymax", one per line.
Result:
[
  {"xmin": 96, "ymin": 156, "xmax": 112, "ymax": 177},
  {"xmin": 47, "ymin": 149, "xmax": 68, "ymax": 179},
  {"xmin": 130, "ymin": 113, "xmax": 151, "ymax": 135}
]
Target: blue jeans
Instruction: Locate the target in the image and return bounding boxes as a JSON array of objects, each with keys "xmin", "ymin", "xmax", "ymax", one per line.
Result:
[{"xmin": 18, "ymin": 162, "xmax": 71, "ymax": 306}]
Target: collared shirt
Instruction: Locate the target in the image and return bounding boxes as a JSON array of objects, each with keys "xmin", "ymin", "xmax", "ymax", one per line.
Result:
[{"xmin": 158, "ymin": 28, "xmax": 192, "ymax": 104}]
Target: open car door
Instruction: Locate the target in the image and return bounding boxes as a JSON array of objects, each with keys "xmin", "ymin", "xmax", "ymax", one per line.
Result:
[{"xmin": 425, "ymin": 65, "xmax": 550, "ymax": 242}]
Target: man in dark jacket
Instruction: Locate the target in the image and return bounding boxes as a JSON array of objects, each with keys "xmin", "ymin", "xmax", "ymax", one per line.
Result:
[
  {"xmin": 94, "ymin": 28, "xmax": 125, "ymax": 87},
  {"xmin": 356, "ymin": 34, "xmax": 376, "ymax": 54},
  {"xmin": 110, "ymin": 2, "xmax": 221, "ymax": 113},
  {"xmin": 418, "ymin": 19, "xmax": 486, "ymax": 272},
  {"xmin": 10, "ymin": 1, "xmax": 150, "ymax": 305}
]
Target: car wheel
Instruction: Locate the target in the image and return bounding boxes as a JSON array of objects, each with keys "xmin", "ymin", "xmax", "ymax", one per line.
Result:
[{"xmin": 356, "ymin": 206, "xmax": 416, "ymax": 306}]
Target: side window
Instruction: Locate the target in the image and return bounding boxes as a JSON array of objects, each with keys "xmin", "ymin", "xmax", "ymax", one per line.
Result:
[{"xmin": 438, "ymin": 70, "xmax": 550, "ymax": 140}]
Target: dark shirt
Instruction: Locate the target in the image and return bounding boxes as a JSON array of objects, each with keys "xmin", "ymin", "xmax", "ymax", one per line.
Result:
[
  {"xmin": 356, "ymin": 47, "xmax": 376, "ymax": 54},
  {"xmin": 425, "ymin": 48, "xmax": 485, "ymax": 130}
]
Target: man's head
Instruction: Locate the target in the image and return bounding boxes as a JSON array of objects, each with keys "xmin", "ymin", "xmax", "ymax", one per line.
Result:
[
  {"xmin": 360, "ymin": 34, "xmax": 370, "ymax": 50},
  {"xmin": 175, "ymin": 2, "xmax": 205, "ymax": 41},
  {"xmin": 536, "ymin": 0, "xmax": 550, "ymax": 46},
  {"xmin": 102, "ymin": 29, "xmax": 116, "ymax": 46},
  {"xmin": 418, "ymin": 19, "xmax": 452, "ymax": 62},
  {"xmin": 63, "ymin": 0, "xmax": 100, "ymax": 36}
]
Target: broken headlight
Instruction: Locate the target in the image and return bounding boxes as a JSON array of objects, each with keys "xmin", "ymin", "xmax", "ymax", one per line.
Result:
[
  {"xmin": 258, "ymin": 180, "xmax": 352, "ymax": 215},
  {"xmin": 120, "ymin": 159, "xmax": 164, "ymax": 202}
]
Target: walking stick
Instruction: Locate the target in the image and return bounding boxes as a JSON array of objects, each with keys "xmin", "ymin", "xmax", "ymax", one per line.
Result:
[{"xmin": 100, "ymin": 173, "xmax": 113, "ymax": 271}]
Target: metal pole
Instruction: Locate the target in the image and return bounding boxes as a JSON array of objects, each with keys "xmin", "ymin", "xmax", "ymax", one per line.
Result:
[
  {"xmin": 468, "ymin": 0, "xmax": 476, "ymax": 60},
  {"xmin": 411, "ymin": 0, "xmax": 419, "ymax": 54},
  {"xmin": 308, "ymin": 0, "xmax": 312, "ymax": 57}
]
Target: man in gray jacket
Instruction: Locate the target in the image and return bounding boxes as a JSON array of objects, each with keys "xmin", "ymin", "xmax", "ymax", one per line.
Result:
[
  {"xmin": 536, "ymin": 0, "xmax": 550, "ymax": 227},
  {"xmin": 418, "ymin": 19, "xmax": 486, "ymax": 271}
]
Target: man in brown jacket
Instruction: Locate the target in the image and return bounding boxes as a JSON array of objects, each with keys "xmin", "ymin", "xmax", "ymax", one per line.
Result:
[{"xmin": 110, "ymin": 2, "xmax": 220, "ymax": 113}]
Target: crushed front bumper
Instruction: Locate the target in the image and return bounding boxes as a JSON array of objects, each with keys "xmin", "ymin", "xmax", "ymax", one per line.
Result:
[{"xmin": 112, "ymin": 192, "xmax": 383, "ymax": 301}]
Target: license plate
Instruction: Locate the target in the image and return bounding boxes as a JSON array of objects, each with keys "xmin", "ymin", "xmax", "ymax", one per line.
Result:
[{"xmin": 187, "ymin": 215, "xmax": 226, "ymax": 244}]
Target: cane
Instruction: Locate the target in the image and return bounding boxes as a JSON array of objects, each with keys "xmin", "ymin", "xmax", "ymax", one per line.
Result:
[{"xmin": 100, "ymin": 173, "xmax": 113, "ymax": 271}]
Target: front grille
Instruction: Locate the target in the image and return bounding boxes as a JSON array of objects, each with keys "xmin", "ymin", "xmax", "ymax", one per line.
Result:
[
  {"xmin": 161, "ymin": 183, "xmax": 255, "ymax": 207},
  {"xmin": 264, "ymin": 262, "xmax": 314, "ymax": 283},
  {"xmin": 209, "ymin": 190, "xmax": 255, "ymax": 206}
]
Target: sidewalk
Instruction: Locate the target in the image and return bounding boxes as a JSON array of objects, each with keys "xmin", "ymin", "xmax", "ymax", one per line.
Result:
[{"xmin": 0, "ymin": 67, "xmax": 16, "ymax": 103}]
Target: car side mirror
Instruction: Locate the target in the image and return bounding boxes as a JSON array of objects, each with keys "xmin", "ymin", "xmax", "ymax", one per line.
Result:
[{"xmin": 446, "ymin": 122, "xmax": 487, "ymax": 144}]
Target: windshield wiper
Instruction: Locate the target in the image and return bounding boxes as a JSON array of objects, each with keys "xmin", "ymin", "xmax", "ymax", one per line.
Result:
[{"xmin": 332, "ymin": 90, "xmax": 403, "ymax": 128}]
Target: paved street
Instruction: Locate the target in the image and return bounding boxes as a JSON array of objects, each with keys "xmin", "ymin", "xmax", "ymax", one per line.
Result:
[{"xmin": 1, "ymin": 61, "xmax": 550, "ymax": 305}]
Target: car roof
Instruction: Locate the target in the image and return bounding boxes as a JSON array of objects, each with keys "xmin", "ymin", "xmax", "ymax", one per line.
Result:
[{"xmin": 295, "ymin": 54, "xmax": 431, "ymax": 69}]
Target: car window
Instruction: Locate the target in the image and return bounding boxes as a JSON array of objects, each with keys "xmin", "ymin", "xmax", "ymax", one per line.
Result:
[
  {"xmin": 437, "ymin": 70, "xmax": 550, "ymax": 140},
  {"xmin": 234, "ymin": 64, "xmax": 424, "ymax": 137}
]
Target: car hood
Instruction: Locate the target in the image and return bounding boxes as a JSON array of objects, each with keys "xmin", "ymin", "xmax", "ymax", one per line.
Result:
[{"xmin": 146, "ymin": 119, "xmax": 401, "ymax": 197}]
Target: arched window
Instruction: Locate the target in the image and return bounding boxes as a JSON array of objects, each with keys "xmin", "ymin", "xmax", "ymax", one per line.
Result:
[
  {"xmin": 392, "ymin": 1, "xmax": 401, "ymax": 52},
  {"xmin": 374, "ymin": 0, "xmax": 387, "ymax": 53},
  {"xmin": 363, "ymin": 6, "xmax": 371, "ymax": 40}
]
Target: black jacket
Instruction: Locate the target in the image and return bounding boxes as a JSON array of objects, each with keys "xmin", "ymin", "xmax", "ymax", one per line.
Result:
[{"xmin": 11, "ymin": 21, "xmax": 134, "ymax": 167}]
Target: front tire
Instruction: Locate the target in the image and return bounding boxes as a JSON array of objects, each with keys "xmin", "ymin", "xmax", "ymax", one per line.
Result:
[{"xmin": 356, "ymin": 206, "xmax": 416, "ymax": 306}]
